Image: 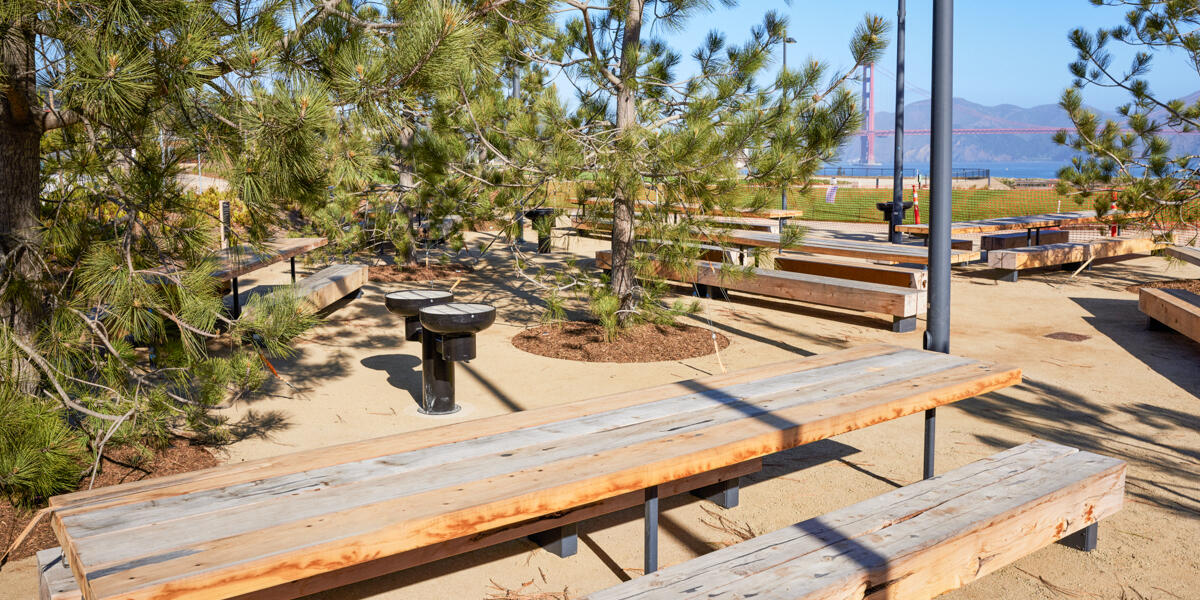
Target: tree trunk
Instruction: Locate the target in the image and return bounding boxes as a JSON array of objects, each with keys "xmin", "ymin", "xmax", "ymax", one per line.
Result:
[
  {"xmin": 1, "ymin": 20, "xmax": 46, "ymax": 390},
  {"xmin": 394, "ymin": 128, "xmax": 420, "ymax": 266},
  {"xmin": 609, "ymin": 0, "xmax": 645, "ymax": 322}
]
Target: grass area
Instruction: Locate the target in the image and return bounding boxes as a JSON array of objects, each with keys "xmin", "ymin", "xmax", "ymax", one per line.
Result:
[{"xmin": 546, "ymin": 181, "xmax": 1086, "ymax": 224}]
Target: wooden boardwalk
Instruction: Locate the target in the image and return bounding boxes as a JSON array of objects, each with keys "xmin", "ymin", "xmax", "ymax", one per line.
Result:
[{"xmin": 49, "ymin": 345, "xmax": 1019, "ymax": 600}]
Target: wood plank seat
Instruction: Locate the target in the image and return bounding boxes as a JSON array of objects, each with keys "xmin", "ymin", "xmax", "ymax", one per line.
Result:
[
  {"xmin": 223, "ymin": 263, "xmax": 368, "ymax": 316},
  {"xmin": 1166, "ymin": 245, "xmax": 1200, "ymax": 268},
  {"xmin": 596, "ymin": 250, "xmax": 926, "ymax": 332},
  {"xmin": 982, "ymin": 229, "xmax": 1069, "ymax": 250},
  {"xmin": 582, "ymin": 440, "xmax": 1125, "ymax": 600},
  {"xmin": 45, "ymin": 345, "xmax": 1019, "ymax": 600},
  {"xmin": 1140, "ymin": 286, "xmax": 1200, "ymax": 344},
  {"xmin": 988, "ymin": 236, "xmax": 1163, "ymax": 282},
  {"xmin": 774, "ymin": 254, "xmax": 927, "ymax": 289}
]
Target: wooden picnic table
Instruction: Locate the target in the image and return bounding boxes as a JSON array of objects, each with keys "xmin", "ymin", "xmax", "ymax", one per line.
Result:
[
  {"xmin": 895, "ymin": 210, "xmax": 1145, "ymax": 245},
  {"xmin": 706, "ymin": 229, "xmax": 981, "ymax": 265},
  {"xmin": 206, "ymin": 237, "xmax": 327, "ymax": 317},
  {"xmin": 574, "ymin": 198, "xmax": 803, "ymax": 231},
  {"xmin": 47, "ymin": 344, "xmax": 1019, "ymax": 600},
  {"xmin": 208, "ymin": 237, "xmax": 328, "ymax": 281}
]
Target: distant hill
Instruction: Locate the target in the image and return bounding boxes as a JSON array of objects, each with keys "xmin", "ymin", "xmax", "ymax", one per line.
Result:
[{"xmin": 841, "ymin": 96, "xmax": 1200, "ymax": 164}]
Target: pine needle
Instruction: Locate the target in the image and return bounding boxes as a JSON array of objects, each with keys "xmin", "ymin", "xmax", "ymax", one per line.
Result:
[{"xmin": 0, "ymin": 507, "xmax": 50, "ymax": 570}]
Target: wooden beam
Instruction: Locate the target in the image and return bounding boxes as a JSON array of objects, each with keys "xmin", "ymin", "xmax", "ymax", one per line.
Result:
[
  {"xmin": 582, "ymin": 440, "xmax": 1125, "ymax": 600},
  {"xmin": 1140, "ymin": 287, "xmax": 1200, "ymax": 344},
  {"xmin": 295, "ymin": 264, "xmax": 367, "ymax": 312}
]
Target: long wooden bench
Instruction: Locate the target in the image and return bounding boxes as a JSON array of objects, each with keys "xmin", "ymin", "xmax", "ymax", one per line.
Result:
[
  {"xmin": 596, "ymin": 250, "xmax": 925, "ymax": 332},
  {"xmin": 988, "ymin": 236, "xmax": 1162, "ymax": 282},
  {"xmin": 774, "ymin": 254, "xmax": 927, "ymax": 289},
  {"xmin": 582, "ymin": 440, "xmax": 1125, "ymax": 600},
  {"xmin": 224, "ymin": 263, "xmax": 368, "ymax": 317},
  {"xmin": 42, "ymin": 345, "xmax": 1018, "ymax": 600},
  {"xmin": 1140, "ymin": 286, "xmax": 1200, "ymax": 345}
]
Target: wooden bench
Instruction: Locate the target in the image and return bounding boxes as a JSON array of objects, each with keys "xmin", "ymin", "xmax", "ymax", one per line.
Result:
[
  {"xmin": 988, "ymin": 236, "xmax": 1162, "ymax": 282},
  {"xmin": 1166, "ymin": 245, "xmax": 1200, "ymax": 268},
  {"xmin": 224, "ymin": 263, "xmax": 368, "ymax": 316},
  {"xmin": 42, "ymin": 345, "xmax": 1019, "ymax": 600},
  {"xmin": 596, "ymin": 250, "xmax": 925, "ymax": 332},
  {"xmin": 774, "ymin": 254, "xmax": 927, "ymax": 289},
  {"xmin": 582, "ymin": 440, "xmax": 1125, "ymax": 600},
  {"xmin": 623, "ymin": 240, "xmax": 926, "ymax": 290},
  {"xmin": 982, "ymin": 229, "xmax": 1069, "ymax": 250},
  {"xmin": 1140, "ymin": 287, "xmax": 1200, "ymax": 345}
]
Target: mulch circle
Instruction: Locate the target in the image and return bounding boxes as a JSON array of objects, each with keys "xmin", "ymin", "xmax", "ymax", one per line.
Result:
[
  {"xmin": 1124, "ymin": 279, "xmax": 1200, "ymax": 294},
  {"xmin": 0, "ymin": 439, "xmax": 217, "ymax": 561},
  {"xmin": 368, "ymin": 263, "xmax": 473, "ymax": 283},
  {"xmin": 512, "ymin": 321, "xmax": 730, "ymax": 363}
]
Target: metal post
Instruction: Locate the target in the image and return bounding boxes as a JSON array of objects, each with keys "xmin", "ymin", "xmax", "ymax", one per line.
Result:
[
  {"xmin": 890, "ymin": 0, "xmax": 907, "ymax": 244},
  {"xmin": 781, "ymin": 35, "xmax": 796, "ymax": 210},
  {"xmin": 290, "ymin": 257, "xmax": 296, "ymax": 284},
  {"xmin": 231, "ymin": 277, "xmax": 240, "ymax": 319},
  {"xmin": 923, "ymin": 0, "xmax": 954, "ymax": 480},
  {"xmin": 644, "ymin": 486, "xmax": 659, "ymax": 574}
]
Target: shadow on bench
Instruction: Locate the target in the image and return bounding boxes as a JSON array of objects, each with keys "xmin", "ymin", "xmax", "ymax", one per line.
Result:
[{"xmin": 582, "ymin": 440, "xmax": 1124, "ymax": 599}]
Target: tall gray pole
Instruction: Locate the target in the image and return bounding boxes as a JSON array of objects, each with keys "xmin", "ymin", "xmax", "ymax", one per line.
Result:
[
  {"xmin": 889, "ymin": 0, "xmax": 906, "ymax": 244},
  {"xmin": 781, "ymin": 38, "xmax": 791, "ymax": 210},
  {"xmin": 924, "ymin": 0, "xmax": 953, "ymax": 480}
]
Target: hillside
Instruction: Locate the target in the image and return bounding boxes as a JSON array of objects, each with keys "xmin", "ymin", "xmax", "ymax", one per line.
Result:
[{"xmin": 842, "ymin": 96, "xmax": 1200, "ymax": 163}]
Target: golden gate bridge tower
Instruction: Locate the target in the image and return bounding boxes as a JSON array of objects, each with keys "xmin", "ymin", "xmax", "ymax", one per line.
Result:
[{"xmin": 859, "ymin": 63, "xmax": 879, "ymax": 165}]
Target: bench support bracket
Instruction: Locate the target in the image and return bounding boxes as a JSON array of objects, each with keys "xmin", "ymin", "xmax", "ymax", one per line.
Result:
[
  {"xmin": 892, "ymin": 316, "xmax": 917, "ymax": 333},
  {"xmin": 691, "ymin": 477, "xmax": 740, "ymax": 509},
  {"xmin": 1146, "ymin": 317, "xmax": 1168, "ymax": 332},
  {"xmin": 645, "ymin": 486, "xmax": 659, "ymax": 574},
  {"xmin": 1061, "ymin": 522, "xmax": 1098, "ymax": 552},
  {"xmin": 529, "ymin": 524, "xmax": 578, "ymax": 558},
  {"xmin": 999, "ymin": 270, "xmax": 1019, "ymax": 283}
]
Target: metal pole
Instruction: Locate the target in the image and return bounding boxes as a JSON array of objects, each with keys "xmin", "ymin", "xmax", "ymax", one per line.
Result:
[
  {"xmin": 781, "ymin": 38, "xmax": 789, "ymax": 210},
  {"xmin": 890, "ymin": 0, "xmax": 906, "ymax": 244},
  {"xmin": 924, "ymin": 0, "xmax": 953, "ymax": 480}
]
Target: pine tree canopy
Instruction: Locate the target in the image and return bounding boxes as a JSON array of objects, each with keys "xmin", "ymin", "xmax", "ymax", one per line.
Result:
[
  {"xmin": 1055, "ymin": 0, "xmax": 1200, "ymax": 242},
  {"xmin": 0, "ymin": 0, "xmax": 539, "ymax": 504}
]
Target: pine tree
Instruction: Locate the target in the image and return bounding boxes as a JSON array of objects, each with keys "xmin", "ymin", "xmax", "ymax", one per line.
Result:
[
  {"xmin": 1055, "ymin": 0, "xmax": 1200, "ymax": 241},
  {"xmin": 456, "ymin": 1, "xmax": 889, "ymax": 327},
  {"xmin": 0, "ymin": 0, "xmax": 518, "ymax": 503}
]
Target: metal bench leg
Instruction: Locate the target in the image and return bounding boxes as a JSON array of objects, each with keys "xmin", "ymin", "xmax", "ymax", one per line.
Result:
[
  {"xmin": 645, "ymin": 486, "xmax": 659, "ymax": 574},
  {"xmin": 892, "ymin": 316, "xmax": 917, "ymax": 333},
  {"xmin": 1061, "ymin": 522, "xmax": 1098, "ymax": 552},
  {"xmin": 923, "ymin": 408, "xmax": 936, "ymax": 480},
  {"xmin": 290, "ymin": 257, "xmax": 296, "ymax": 283},
  {"xmin": 529, "ymin": 523, "xmax": 578, "ymax": 558},
  {"xmin": 999, "ymin": 270, "xmax": 1019, "ymax": 283},
  {"xmin": 1147, "ymin": 317, "xmax": 1168, "ymax": 331},
  {"xmin": 231, "ymin": 277, "xmax": 241, "ymax": 319},
  {"xmin": 692, "ymin": 477, "xmax": 740, "ymax": 509}
]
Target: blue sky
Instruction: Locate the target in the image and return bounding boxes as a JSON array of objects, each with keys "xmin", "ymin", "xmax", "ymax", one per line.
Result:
[{"xmin": 635, "ymin": 0, "xmax": 1199, "ymax": 111}]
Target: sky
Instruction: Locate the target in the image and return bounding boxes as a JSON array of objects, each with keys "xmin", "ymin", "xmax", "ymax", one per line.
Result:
[{"xmin": 630, "ymin": 0, "xmax": 1200, "ymax": 111}]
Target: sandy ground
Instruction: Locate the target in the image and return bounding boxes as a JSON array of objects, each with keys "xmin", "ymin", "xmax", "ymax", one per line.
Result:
[{"xmin": 4, "ymin": 226, "xmax": 1199, "ymax": 600}]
